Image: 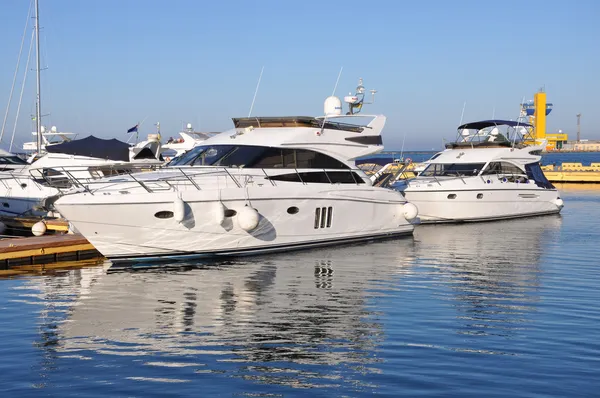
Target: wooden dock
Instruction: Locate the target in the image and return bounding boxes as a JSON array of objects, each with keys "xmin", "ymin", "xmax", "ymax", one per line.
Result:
[
  {"xmin": 0, "ymin": 234, "xmax": 102, "ymax": 268},
  {"xmin": 0, "ymin": 215, "xmax": 70, "ymax": 235}
]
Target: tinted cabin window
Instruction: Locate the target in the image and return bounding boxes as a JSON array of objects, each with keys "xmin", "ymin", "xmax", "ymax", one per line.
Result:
[
  {"xmin": 250, "ymin": 148, "xmax": 349, "ymax": 169},
  {"xmin": 420, "ymin": 163, "xmax": 486, "ymax": 177},
  {"xmin": 268, "ymin": 171, "xmax": 364, "ymax": 184},
  {"xmin": 169, "ymin": 145, "xmax": 349, "ymax": 170},
  {"xmin": 0, "ymin": 156, "xmax": 28, "ymax": 165},
  {"xmin": 482, "ymin": 162, "xmax": 524, "ymax": 175}
]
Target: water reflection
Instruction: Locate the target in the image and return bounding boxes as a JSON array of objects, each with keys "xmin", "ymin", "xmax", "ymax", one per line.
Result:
[
  {"xmin": 413, "ymin": 215, "xmax": 562, "ymax": 338},
  {"xmin": 22, "ymin": 240, "xmax": 414, "ymax": 389},
  {"xmin": 18, "ymin": 214, "xmax": 565, "ymax": 392}
]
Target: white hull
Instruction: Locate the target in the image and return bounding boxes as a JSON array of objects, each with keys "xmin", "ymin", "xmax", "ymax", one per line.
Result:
[
  {"xmin": 403, "ymin": 181, "xmax": 562, "ymax": 223},
  {"xmin": 56, "ymin": 185, "xmax": 415, "ymax": 261}
]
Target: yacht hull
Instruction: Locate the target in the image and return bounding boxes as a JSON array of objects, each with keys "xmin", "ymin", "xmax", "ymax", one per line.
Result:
[
  {"xmin": 55, "ymin": 186, "xmax": 415, "ymax": 262},
  {"xmin": 0, "ymin": 177, "xmax": 59, "ymax": 216},
  {"xmin": 403, "ymin": 187, "xmax": 561, "ymax": 223}
]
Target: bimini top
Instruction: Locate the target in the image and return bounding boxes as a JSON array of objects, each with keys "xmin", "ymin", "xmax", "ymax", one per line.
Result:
[
  {"xmin": 457, "ymin": 119, "xmax": 533, "ymax": 130},
  {"xmin": 232, "ymin": 116, "xmax": 365, "ymax": 133},
  {"xmin": 446, "ymin": 119, "xmax": 533, "ymax": 149},
  {"xmin": 46, "ymin": 135, "xmax": 131, "ymax": 161}
]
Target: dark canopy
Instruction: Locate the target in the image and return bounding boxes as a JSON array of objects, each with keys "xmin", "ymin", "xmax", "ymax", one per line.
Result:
[
  {"xmin": 457, "ymin": 119, "xmax": 533, "ymax": 130},
  {"xmin": 46, "ymin": 135, "xmax": 130, "ymax": 161}
]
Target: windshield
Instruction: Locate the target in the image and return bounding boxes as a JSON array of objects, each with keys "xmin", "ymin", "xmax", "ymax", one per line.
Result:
[
  {"xmin": 168, "ymin": 145, "xmax": 349, "ymax": 169},
  {"xmin": 0, "ymin": 156, "xmax": 28, "ymax": 165},
  {"xmin": 419, "ymin": 162, "xmax": 486, "ymax": 177}
]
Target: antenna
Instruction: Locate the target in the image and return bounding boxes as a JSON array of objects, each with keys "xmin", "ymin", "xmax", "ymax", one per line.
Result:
[
  {"xmin": 399, "ymin": 131, "xmax": 407, "ymax": 161},
  {"xmin": 512, "ymin": 96, "xmax": 525, "ymax": 147},
  {"xmin": 332, "ymin": 66, "xmax": 343, "ymax": 97},
  {"xmin": 248, "ymin": 66, "xmax": 264, "ymax": 117},
  {"xmin": 344, "ymin": 77, "xmax": 376, "ymax": 115},
  {"xmin": 320, "ymin": 67, "xmax": 344, "ymax": 135},
  {"xmin": 459, "ymin": 101, "xmax": 466, "ymax": 125}
]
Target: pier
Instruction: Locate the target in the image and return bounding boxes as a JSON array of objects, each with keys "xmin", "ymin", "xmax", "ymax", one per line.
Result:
[{"xmin": 0, "ymin": 234, "xmax": 102, "ymax": 269}]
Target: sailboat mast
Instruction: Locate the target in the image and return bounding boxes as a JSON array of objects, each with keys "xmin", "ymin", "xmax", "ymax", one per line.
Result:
[{"xmin": 34, "ymin": 0, "xmax": 42, "ymax": 154}]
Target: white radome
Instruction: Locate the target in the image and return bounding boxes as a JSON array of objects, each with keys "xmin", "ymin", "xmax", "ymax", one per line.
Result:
[{"xmin": 324, "ymin": 96, "xmax": 342, "ymax": 116}]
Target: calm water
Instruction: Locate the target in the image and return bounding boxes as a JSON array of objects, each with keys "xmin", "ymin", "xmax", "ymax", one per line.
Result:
[{"xmin": 1, "ymin": 186, "xmax": 600, "ymax": 397}]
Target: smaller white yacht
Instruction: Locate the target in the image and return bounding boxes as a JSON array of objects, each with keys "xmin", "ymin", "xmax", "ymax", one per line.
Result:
[
  {"xmin": 0, "ymin": 148, "xmax": 58, "ymax": 216},
  {"xmin": 162, "ymin": 123, "xmax": 214, "ymax": 159},
  {"xmin": 0, "ymin": 135, "xmax": 164, "ymax": 217},
  {"xmin": 394, "ymin": 120, "xmax": 564, "ymax": 223},
  {"xmin": 22, "ymin": 126, "xmax": 77, "ymax": 158}
]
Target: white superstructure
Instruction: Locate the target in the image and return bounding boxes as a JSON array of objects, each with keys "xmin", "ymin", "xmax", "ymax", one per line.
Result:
[
  {"xmin": 162, "ymin": 123, "xmax": 213, "ymax": 159},
  {"xmin": 395, "ymin": 120, "xmax": 564, "ymax": 223}
]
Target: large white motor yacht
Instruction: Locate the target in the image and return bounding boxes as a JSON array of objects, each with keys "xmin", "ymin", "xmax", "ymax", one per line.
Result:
[
  {"xmin": 394, "ymin": 120, "xmax": 564, "ymax": 223},
  {"xmin": 54, "ymin": 90, "xmax": 419, "ymax": 262}
]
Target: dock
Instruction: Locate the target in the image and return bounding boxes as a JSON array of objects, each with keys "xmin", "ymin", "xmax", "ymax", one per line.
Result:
[
  {"xmin": 0, "ymin": 234, "xmax": 102, "ymax": 268},
  {"xmin": 0, "ymin": 215, "xmax": 70, "ymax": 235},
  {"xmin": 542, "ymin": 163, "xmax": 600, "ymax": 183}
]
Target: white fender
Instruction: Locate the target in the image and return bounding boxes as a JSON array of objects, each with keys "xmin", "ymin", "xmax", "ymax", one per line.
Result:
[
  {"xmin": 554, "ymin": 198, "xmax": 564, "ymax": 209},
  {"xmin": 237, "ymin": 206, "xmax": 260, "ymax": 231},
  {"xmin": 32, "ymin": 220, "xmax": 47, "ymax": 236},
  {"xmin": 214, "ymin": 202, "xmax": 225, "ymax": 225},
  {"xmin": 173, "ymin": 196, "xmax": 185, "ymax": 223},
  {"xmin": 402, "ymin": 202, "xmax": 418, "ymax": 221}
]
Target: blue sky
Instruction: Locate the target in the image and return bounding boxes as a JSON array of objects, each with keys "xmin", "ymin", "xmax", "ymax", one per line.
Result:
[{"xmin": 0, "ymin": 0, "xmax": 598, "ymax": 151}]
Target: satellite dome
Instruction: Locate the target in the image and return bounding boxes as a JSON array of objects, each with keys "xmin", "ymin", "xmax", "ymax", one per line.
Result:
[{"xmin": 324, "ymin": 96, "xmax": 342, "ymax": 116}]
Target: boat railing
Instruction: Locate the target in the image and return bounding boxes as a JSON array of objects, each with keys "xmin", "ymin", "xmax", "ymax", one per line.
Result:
[
  {"xmin": 29, "ymin": 164, "xmax": 370, "ymax": 195},
  {"xmin": 0, "ymin": 169, "xmax": 49, "ymax": 192}
]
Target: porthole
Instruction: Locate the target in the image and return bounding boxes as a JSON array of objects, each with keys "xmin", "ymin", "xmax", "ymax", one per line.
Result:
[
  {"xmin": 224, "ymin": 209, "xmax": 237, "ymax": 217},
  {"xmin": 477, "ymin": 193, "xmax": 483, "ymax": 199},
  {"xmin": 2, "ymin": 202, "xmax": 9, "ymax": 208},
  {"xmin": 154, "ymin": 210, "xmax": 174, "ymax": 219},
  {"xmin": 287, "ymin": 206, "xmax": 299, "ymax": 215},
  {"xmin": 447, "ymin": 194, "xmax": 457, "ymax": 199},
  {"xmin": 20, "ymin": 183, "xmax": 27, "ymax": 189}
]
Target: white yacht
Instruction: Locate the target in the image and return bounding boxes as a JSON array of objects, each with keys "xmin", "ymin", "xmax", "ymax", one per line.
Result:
[
  {"xmin": 394, "ymin": 120, "xmax": 564, "ymax": 223},
  {"xmin": 0, "ymin": 135, "xmax": 164, "ymax": 217},
  {"xmin": 54, "ymin": 89, "xmax": 419, "ymax": 262},
  {"xmin": 0, "ymin": 148, "xmax": 60, "ymax": 216},
  {"xmin": 162, "ymin": 123, "xmax": 214, "ymax": 159}
]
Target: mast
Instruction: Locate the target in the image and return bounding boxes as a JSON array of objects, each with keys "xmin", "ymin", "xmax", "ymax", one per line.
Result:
[{"xmin": 34, "ymin": 0, "xmax": 42, "ymax": 154}]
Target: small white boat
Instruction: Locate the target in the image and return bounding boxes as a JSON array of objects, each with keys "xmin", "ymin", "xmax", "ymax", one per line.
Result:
[
  {"xmin": 162, "ymin": 123, "xmax": 214, "ymax": 159},
  {"xmin": 394, "ymin": 120, "xmax": 564, "ymax": 223},
  {"xmin": 54, "ymin": 82, "xmax": 419, "ymax": 262}
]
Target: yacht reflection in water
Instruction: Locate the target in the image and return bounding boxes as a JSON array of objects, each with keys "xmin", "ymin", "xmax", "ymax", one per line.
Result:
[
  {"xmin": 47, "ymin": 239, "xmax": 416, "ymax": 386},
  {"xmin": 25, "ymin": 214, "xmax": 561, "ymax": 387},
  {"xmin": 413, "ymin": 214, "xmax": 562, "ymax": 339}
]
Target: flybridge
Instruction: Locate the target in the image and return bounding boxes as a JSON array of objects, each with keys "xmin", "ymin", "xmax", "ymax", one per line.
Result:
[
  {"xmin": 232, "ymin": 116, "xmax": 366, "ymax": 133},
  {"xmin": 446, "ymin": 119, "xmax": 535, "ymax": 149}
]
